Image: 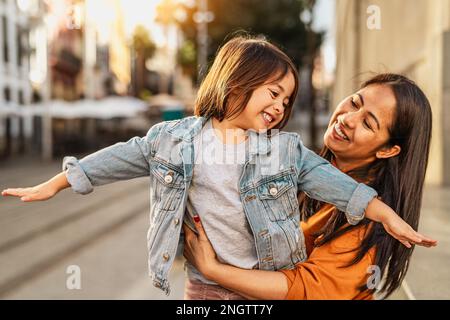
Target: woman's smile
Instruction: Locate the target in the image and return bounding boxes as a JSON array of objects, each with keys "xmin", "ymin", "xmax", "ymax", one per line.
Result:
[{"xmin": 330, "ymin": 121, "xmax": 350, "ymax": 142}]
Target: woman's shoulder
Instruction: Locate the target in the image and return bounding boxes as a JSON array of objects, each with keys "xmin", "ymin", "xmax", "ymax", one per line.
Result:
[{"xmin": 312, "ymin": 222, "xmax": 376, "ymax": 265}]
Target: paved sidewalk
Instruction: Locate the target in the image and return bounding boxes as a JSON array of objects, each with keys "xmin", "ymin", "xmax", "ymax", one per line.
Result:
[
  {"xmin": 1, "ymin": 149, "xmax": 449, "ymax": 299},
  {"xmin": 0, "ymin": 156, "xmax": 184, "ymax": 299}
]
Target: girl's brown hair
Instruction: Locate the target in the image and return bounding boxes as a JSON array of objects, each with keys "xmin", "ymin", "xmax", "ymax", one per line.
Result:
[{"xmin": 194, "ymin": 35, "xmax": 299, "ymax": 129}]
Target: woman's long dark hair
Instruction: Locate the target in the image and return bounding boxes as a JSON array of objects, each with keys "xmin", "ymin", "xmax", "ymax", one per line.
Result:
[{"xmin": 299, "ymin": 73, "xmax": 432, "ymax": 299}]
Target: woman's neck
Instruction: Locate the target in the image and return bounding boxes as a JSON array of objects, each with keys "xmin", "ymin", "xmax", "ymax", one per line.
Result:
[
  {"xmin": 211, "ymin": 117, "xmax": 248, "ymax": 144},
  {"xmin": 334, "ymin": 156, "xmax": 376, "ymax": 173}
]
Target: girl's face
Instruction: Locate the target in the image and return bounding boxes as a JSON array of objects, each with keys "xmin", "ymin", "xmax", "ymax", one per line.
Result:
[
  {"xmin": 324, "ymin": 84, "xmax": 399, "ymax": 168},
  {"xmin": 231, "ymin": 71, "xmax": 295, "ymax": 131}
]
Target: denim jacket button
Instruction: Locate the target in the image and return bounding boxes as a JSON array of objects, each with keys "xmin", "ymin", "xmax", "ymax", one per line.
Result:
[
  {"xmin": 164, "ymin": 175, "xmax": 173, "ymax": 184},
  {"xmin": 269, "ymin": 187, "xmax": 278, "ymax": 196},
  {"xmin": 163, "ymin": 253, "xmax": 170, "ymax": 261},
  {"xmin": 173, "ymin": 218, "xmax": 179, "ymax": 226}
]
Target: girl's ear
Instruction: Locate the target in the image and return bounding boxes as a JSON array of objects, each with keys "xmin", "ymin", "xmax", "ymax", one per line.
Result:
[{"xmin": 376, "ymin": 145, "xmax": 401, "ymax": 159}]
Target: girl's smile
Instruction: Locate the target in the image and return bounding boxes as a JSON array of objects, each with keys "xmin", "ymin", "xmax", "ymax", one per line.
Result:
[{"xmin": 261, "ymin": 110, "xmax": 276, "ymax": 126}]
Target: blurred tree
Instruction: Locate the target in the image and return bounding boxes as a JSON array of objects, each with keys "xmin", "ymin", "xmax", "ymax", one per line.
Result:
[
  {"xmin": 177, "ymin": 39, "xmax": 197, "ymax": 76},
  {"xmin": 131, "ymin": 25, "xmax": 156, "ymax": 97},
  {"xmin": 177, "ymin": 0, "xmax": 323, "ymax": 149},
  {"xmin": 177, "ymin": 0, "xmax": 323, "ymax": 69}
]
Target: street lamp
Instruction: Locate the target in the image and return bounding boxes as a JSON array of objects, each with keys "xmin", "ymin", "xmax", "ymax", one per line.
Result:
[{"xmin": 193, "ymin": 0, "xmax": 213, "ymax": 83}]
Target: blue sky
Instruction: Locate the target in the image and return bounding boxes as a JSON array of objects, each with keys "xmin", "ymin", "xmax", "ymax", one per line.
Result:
[{"xmin": 313, "ymin": 0, "xmax": 336, "ymax": 74}]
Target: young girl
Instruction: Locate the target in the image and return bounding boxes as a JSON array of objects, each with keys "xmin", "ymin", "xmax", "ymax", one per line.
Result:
[{"xmin": 2, "ymin": 36, "xmax": 434, "ymax": 298}]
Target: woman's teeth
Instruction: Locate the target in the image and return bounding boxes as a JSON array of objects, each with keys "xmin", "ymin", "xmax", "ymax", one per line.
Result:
[
  {"xmin": 262, "ymin": 112, "xmax": 273, "ymax": 123},
  {"xmin": 334, "ymin": 123, "xmax": 349, "ymax": 141}
]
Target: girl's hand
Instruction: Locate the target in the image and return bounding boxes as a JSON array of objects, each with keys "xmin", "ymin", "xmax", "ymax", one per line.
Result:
[
  {"xmin": 381, "ymin": 213, "xmax": 437, "ymax": 248},
  {"xmin": 183, "ymin": 216, "xmax": 220, "ymax": 279},
  {"xmin": 2, "ymin": 183, "xmax": 58, "ymax": 202},
  {"xmin": 2, "ymin": 172, "xmax": 70, "ymax": 202},
  {"xmin": 365, "ymin": 198, "xmax": 437, "ymax": 248}
]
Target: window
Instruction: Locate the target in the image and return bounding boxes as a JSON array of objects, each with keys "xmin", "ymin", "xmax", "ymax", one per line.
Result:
[
  {"xmin": 2, "ymin": 16, "xmax": 8, "ymax": 63},
  {"xmin": 18, "ymin": 90, "xmax": 24, "ymax": 105},
  {"xmin": 4, "ymin": 87, "xmax": 11, "ymax": 101}
]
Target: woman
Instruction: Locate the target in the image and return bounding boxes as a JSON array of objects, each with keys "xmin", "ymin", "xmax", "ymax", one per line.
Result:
[{"xmin": 183, "ymin": 73, "xmax": 437, "ymax": 300}]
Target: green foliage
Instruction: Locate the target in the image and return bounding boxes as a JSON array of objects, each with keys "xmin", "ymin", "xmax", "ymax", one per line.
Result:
[
  {"xmin": 132, "ymin": 25, "xmax": 156, "ymax": 59},
  {"xmin": 177, "ymin": 0, "xmax": 323, "ymax": 68}
]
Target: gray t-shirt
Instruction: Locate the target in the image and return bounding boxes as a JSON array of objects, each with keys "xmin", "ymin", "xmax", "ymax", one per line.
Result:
[{"xmin": 185, "ymin": 120, "xmax": 258, "ymax": 284}]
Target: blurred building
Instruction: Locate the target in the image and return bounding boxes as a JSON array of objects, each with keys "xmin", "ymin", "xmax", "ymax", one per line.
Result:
[
  {"xmin": 334, "ymin": 0, "xmax": 450, "ymax": 186},
  {"xmin": 0, "ymin": 0, "xmax": 33, "ymax": 158},
  {"xmin": 108, "ymin": 0, "xmax": 130, "ymax": 95}
]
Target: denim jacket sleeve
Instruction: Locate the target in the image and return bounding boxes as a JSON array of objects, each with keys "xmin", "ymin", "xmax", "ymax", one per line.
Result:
[
  {"xmin": 294, "ymin": 135, "xmax": 378, "ymax": 225},
  {"xmin": 62, "ymin": 122, "xmax": 164, "ymax": 194}
]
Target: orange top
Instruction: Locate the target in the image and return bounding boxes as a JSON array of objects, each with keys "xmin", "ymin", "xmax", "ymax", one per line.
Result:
[{"xmin": 280, "ymin": 204, "xmax": 376, "ymax": 300}]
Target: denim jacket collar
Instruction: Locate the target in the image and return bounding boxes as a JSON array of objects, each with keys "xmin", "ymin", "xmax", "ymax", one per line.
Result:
[
  {"xmin": 167, "ymin": 116, "xmax": 207, "ymax": 142},
  {"xmin": 167, "ymin": 116, "xmax": 271, "ymax": 155}
]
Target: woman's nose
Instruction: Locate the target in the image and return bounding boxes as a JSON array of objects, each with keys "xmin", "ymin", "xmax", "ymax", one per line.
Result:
[{"xmin": 338, "ymin": 113, "xmax": 356, "ymax": 128}]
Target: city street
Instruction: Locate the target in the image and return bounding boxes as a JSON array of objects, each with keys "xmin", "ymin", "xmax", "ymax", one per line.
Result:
[
  {"xmin": 0, "ymin": 155, "xmax": 185, "ymax": 299},
  {"xmin": 0, "ymin": 0, "xmax": 448, "ymax": 302},
  {"xmin": 1, "ymin": 131, "xmax": 449, "ymax": 299}
]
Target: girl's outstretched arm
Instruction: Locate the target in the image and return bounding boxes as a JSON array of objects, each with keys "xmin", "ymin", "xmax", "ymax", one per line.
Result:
[
  {"xmin": 2, "ymin": 122, "xmax": 165, "ymax": 201},
  {"xmin": 2, "ymin": 172, "xmax": 70, "ymax": 202},
  {"xmin": 294, "ymin": 136, "xmax": 437, "ymax": 248},
  {"xmin": 364, "ymin": 198, "xmax": 437, "ymax": 248}
]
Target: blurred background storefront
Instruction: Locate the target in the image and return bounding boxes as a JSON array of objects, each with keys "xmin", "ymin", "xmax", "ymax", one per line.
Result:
[{"xmin": 334, "ymin": 0, "xmax": 450, "ymax": 186}]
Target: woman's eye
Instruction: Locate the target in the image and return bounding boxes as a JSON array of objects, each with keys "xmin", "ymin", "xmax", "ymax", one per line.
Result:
[
  {"xmin": 350, "ymin": 99, "xmax": 358, "ymax": 108},
  {"xmin": 270, "ymin": 90, "xmax": 279, "ymax": 98},
  {"xmin": 363, "ymin": 120, "xmax": 372, "ymax": 130}
]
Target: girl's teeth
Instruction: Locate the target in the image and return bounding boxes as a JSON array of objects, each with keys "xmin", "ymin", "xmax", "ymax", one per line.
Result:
[{"xmin": 263, "ymin": 112, "xmax": 273, "ymax": 122}]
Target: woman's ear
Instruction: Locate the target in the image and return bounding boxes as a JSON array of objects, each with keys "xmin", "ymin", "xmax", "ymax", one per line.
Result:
[{"xmin": 376, "ymin": 145, "xmax": 401, "ymax": 159}]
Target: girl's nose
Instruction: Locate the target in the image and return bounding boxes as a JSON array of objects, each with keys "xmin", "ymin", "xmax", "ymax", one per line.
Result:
[{"xmin": 273, "ymin": 102, "xmax": 285, "ymax": 114}]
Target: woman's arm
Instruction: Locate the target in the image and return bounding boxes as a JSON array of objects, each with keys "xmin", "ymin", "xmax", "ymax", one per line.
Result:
[
  {"xmin": 207, "ymin": 264, "xmax": 289, "ymax": 300},
  {"xmin": 183, "ymin": 217, "xmax": 377, "ymax": 300},
  {"xmin": 183, "ymin": 219, "xmax": 289, "ymax": 300}
]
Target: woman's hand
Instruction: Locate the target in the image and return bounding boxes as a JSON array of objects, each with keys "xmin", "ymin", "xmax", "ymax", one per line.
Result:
[
  {"xmin": 1, "ymin": 172, "xmax": 69, "ymax": 202},
  {"xmin": 183, "ymin": 216, "xmax": 220, "ymax": 280}
]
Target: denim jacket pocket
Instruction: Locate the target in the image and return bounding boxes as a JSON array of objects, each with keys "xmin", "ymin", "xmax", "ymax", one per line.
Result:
[
  {"xmin": 150, "ymin": 159, "xmax": 185, "ymax": 212},
  {"xmin": 257, "ymin": 174, "xmax": 298, "ymax": 221}
]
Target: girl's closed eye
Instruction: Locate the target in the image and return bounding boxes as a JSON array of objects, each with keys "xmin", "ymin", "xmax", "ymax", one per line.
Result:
[
  {"xmin": 270, "ymin": 89, "xmax": 290, "ymax": 108},
  {"xmin": 269, "ymin": 89, "xmax": 279, "ymax": 98}
]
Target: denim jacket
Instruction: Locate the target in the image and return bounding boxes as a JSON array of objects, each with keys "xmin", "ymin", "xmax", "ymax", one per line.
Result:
[{"xmin": 62, "ymin": 116, "xmax": 377, "ymax": 295}]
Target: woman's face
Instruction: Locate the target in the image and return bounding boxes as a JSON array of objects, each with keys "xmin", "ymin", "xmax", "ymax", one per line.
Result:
[{"xmin": 324, "ymin": 84, "xmax": 398, "ymax": 168}]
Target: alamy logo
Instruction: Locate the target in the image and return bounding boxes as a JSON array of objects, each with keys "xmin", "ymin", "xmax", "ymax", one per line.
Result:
[
  {"xmin": 367, "ymin": 5, "xmax": 382, "ymax": 30},
  {"xmin": 367, "ymin": 265, "xmax": 381, "ymax": 290},
  {"xmin": 66, "ymin": 265, "xmax": 82, "ymax": 290}
]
